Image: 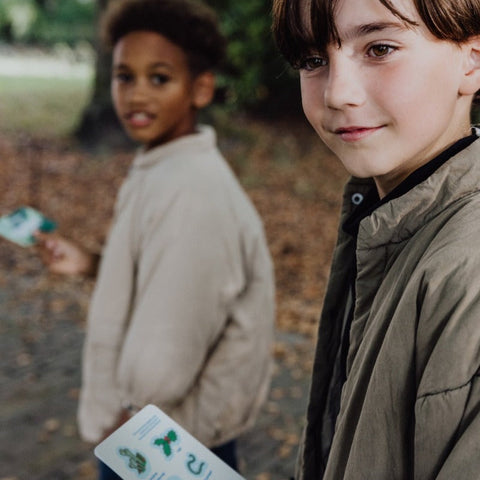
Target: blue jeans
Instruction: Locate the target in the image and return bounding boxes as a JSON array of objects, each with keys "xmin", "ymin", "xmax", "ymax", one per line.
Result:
[{"xmin": 99, "ymin": 439, "xmax": 238, "ymax": 479}]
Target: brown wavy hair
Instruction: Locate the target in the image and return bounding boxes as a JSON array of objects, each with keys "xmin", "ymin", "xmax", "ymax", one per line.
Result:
[
  {"xmin": 272, "ymin": 0, "xmax": 480, "ymax": 103},
  {"xmin": 101, "ymin": 0, "xmax": 226, "ymax": 76}
]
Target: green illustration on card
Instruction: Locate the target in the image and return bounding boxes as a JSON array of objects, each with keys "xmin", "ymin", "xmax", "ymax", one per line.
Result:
[
  {"xmin": 186, "ymin": 453, "xmax": 207, "ymax": 476},
  {"xmin": 118, "ymin": 447, "xmax": 147, "ymax": 474},
  {"xmin": 154, "ymin": 430, "xmax": 178, "ymax": 457}
]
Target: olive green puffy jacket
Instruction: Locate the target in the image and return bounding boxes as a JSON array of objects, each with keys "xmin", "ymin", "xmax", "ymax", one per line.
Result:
[{"xmin": 299, "ymin": 133, "xmax": 480, "ymax": 479}]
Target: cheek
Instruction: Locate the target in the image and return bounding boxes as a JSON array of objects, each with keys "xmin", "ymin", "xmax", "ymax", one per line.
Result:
[
  {"xmin": 300, "ymin": 76, "xmax": 324, "ymax": 125},
  {"xmin": 376, "ymin": 57, "xmax": 456, "ymax": 119}
]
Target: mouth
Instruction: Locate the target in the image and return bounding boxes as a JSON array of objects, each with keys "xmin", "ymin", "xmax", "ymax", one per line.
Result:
[
  {"xmin": 124, "ymin": 111, "xmax": 155, "ymax": 128},
  {"xmin": 334, "ymin": 125, "xmax": 384, "ymax": 142}
]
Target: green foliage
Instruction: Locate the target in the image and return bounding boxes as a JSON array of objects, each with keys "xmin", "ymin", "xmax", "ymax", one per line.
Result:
[
  {"xmin": 0, "ymin": 0, "xmax": 96, "ymax": 46},
  {"xmin": 205, "ymin": 0, "xmax": 301, "ymax": 114},
  {"xmin": 0, "ymin": 0, "xmax": 36, "ymax": 41},
  {"xmin": 27, "ymin": 0, "xmax": 96, "ymax": 46},
  {"xmin": 0, "ymin": 0, "xmax": 300, "ymax": 115}
]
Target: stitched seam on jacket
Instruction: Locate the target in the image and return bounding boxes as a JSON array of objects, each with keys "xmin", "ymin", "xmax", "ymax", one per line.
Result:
[{"xmin": 418, "ymin": 368, "xmax": 480, "ymax": 400}]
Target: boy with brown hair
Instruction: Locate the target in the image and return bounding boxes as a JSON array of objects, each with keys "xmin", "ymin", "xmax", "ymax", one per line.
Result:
[
  {"xmin": 272, "ymin": 0, "xmax": 480, "ymax": 478},
  {"xmin": 36, "ymin": 0, "xmax": 275, "ymax": 477}
]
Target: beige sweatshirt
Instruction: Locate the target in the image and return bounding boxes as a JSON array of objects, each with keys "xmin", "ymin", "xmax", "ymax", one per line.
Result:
[{"xmin": 78, "ymin": 126, "xmax": 275, "ymax": 447}]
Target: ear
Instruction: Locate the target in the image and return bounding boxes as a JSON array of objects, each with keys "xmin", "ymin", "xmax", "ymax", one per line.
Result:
[
  {"xmin": 459, "ymin": 36, "xmax": 480, "ymax": 96},
  {"xmin": 192, "ymin": 71, "xmax": 216, "ymax": 109}
]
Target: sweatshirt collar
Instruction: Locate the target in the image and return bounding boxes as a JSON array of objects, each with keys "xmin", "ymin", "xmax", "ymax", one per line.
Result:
[{"xmin": 131, "ymin": 124, "xmax": 216, "ymax": 170}]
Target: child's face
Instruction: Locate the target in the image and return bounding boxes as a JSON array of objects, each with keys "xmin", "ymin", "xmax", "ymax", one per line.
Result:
[
  {"xmin": 111, "ymin": 31, "xmax": 200, "ymax": 149},
  {"xmin": 299, "ymin": 0, "xmax": 475, "ymax": 196}
]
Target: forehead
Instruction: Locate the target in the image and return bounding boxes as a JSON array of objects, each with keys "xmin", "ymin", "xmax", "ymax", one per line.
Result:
[
  {"xmin": 112, "ymin": 30, "xmax": 188, "ymax": 67},
  {"xmin": 302, "ymin": 0, "xmax": 417, "ymax": 38},
  {"xmin": 334, "ymin": 0, "xmax": 418, "ymax": 36}
]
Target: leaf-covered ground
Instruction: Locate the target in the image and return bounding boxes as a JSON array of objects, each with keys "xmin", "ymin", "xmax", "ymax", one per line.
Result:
[{"xmin": 0, "ymin": 116, "xmax": 348, "ymax": 480}]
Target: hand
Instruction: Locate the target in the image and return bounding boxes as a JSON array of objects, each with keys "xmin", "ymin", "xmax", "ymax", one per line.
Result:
[{"xmin": 35, "ymin": 232, "xmax": 99, "ymax": 277}]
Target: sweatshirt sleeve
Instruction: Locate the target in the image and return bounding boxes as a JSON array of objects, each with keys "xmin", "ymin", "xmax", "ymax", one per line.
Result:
[
  {"xmin": 77, "ymin": 186, "xmax": 137, "ymax": 443},
  {"xmin": 172, "ymin": 229, "xmax": 275, "ymax": 444}
]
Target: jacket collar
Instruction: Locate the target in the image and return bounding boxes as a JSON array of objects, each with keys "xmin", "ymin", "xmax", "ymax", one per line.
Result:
[
  {"xmin": 131, "ymin": 124, "xmax": 216, "ymax": 170},
  {"xmin": 357, "ymin": 129, "xmax": 480, "ymax": 249}
]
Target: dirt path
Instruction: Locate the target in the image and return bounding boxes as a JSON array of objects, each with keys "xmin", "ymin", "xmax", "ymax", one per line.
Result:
[{"xmin": 0, "ymin": 263, "xmax": 312, "ymax": 479}]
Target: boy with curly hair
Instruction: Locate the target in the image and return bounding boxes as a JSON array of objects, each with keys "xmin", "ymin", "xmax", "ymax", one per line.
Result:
[
  {"xmin": 272, "ymin": 0, "xmax": 480, "ymax": 478},
  {"xmin": 37, "ymin": 0, "xmax": 275, "ymax": 477}
]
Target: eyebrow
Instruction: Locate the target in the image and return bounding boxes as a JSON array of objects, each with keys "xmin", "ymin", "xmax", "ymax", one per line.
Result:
[
  {"xmin": 112, "ymin": 62, "xmax": 174, "ymax": 71},
  {"xmin": 345, "ymin": 21, "xmax": 409, "ymax": 40}
]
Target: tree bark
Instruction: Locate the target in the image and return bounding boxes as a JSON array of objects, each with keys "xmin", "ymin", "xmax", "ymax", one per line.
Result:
[{"xmin": 75, "ymin": 0, "xmax": 131, "ymax": 150}]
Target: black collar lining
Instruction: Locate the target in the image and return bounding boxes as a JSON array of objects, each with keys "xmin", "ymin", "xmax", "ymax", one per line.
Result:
[{"xmin": 343, "ymin": 134, "xmax": 479, "ymax": 237}]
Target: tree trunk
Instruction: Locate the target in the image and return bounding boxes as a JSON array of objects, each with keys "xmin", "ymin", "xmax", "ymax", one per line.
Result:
[{"xmin": 75, "ymin": 0, "xmax": 131, "ymax": 150}]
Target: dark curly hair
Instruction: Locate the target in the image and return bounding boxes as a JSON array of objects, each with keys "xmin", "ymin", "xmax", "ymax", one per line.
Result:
[{"xmin": 101, "ymin": 0, "xmax": 226, "ymax": 76}]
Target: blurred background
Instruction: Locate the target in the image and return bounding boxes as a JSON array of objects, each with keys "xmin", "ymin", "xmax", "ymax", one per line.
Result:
[
  {"xmin": 2, "ymin": 1, "xmax": 478, "ymax": 479},
  {"xmin": 0, "ymin": 0, "xmax": 345, "ymax": 480},
  {"xmin": 0, "ymin": 0, "xmax": 306, "ymax": 145},
  {"xmin": 0, "ymin": 0, "xmax": 341, "ymax": 479}
]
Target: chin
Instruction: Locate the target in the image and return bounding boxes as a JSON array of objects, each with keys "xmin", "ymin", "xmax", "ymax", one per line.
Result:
[{"xmin": 339, "ymin": 163, "xmax": 377, "ymax": 179}]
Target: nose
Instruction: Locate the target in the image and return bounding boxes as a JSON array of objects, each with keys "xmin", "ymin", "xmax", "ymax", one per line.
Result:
[
  {"xmin": 126, "ymin": 78, "xmax": 149, "ymax": 105},
  {"xmin": 324, "ymin": 55, "xmax": 366, "ymax": 110}
]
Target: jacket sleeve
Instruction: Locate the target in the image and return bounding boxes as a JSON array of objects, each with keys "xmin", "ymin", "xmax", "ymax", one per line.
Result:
[
  {"xmin": 434, "ymin": 374, "xmax": 480, "ymax": 480},
  {"xmin": 414, "ymin": 248, "xmax": 480, "ymax": 480}
]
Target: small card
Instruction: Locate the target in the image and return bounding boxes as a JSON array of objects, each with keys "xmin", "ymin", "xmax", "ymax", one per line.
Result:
[
  {"xmin": 0, "ymin": 206, "xmax": 56, "ymax": 247},
  {"xmin": 94, "ymin": 404, "xmax": 246, "ymax": 480}
]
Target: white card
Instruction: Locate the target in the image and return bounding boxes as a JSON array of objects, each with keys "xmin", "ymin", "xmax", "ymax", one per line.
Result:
[
  {"xmin": 94, "ymin": 404, "xmax": 246, "ymax": 480},
  {"xmin": 0, "ymin": 206, "xmax": 56, "ymax": 247}
]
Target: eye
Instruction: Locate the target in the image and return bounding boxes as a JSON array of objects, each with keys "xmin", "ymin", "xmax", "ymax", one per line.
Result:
[
  {"xmin": 113, "ymin": 72, "xmax": 132, "ymax": 84},
  {"xmin": 299, "ymin": 55, "xmax": 328, "ymax": 71},
  {"xmin": 367, "ymin": 44, "xmax": 396, "ymax": 58},
  {"xmin": 151, "ymin": 73, "xmax": 170, "ymax": 85}
]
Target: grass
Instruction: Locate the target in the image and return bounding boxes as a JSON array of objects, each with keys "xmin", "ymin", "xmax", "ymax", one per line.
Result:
[{"xmin": 0, "ymin": 75, "xmax": 93, "ymax": 139}]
